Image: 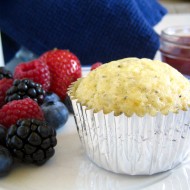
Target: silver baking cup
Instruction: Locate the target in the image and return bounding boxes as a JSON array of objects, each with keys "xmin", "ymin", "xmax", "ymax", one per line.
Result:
[{"xmin": 68, "ymin": 90, "xmax": 190, "ymax": 175}]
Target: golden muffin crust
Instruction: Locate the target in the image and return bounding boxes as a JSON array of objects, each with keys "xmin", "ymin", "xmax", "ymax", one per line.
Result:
[{"xmin": 72, "ymin": 58, "xmax": 190, "ymax": 116}]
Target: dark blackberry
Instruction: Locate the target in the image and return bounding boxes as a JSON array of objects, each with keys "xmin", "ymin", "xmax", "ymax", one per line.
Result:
[
  {"xmin": 5, "ymin": 79, "xmax": 46, "ymax": 105},
  {"xmin": 0, "ymin": 145, "xmax": 13, "ymax": 177},
  {"xmin": 6, "ymin": 119, "xmax": 57, "ymax": 165},
  {"xmin": 0, "ymin": 124, "xmax": 7, "ymax": 146},
  {"xmin": 0, "ymin": 67, "xmax": 13, "ymax": 80}
]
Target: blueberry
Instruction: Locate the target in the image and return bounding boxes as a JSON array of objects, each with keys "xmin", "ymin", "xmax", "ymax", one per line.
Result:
[
  {"xmin": 43, "ymin": 92, "xmax": 60, "ymax": 103},
  {"xmin": 41, "ymin": 101, "xmax": 69, "ymax": 129},
  {"xmin": 0, "ymin": 145, "xmax": 13, "ymax": 177},
  {"xmin": 0, "ymin": 124, "xmax": 7, "ymax": 146}
]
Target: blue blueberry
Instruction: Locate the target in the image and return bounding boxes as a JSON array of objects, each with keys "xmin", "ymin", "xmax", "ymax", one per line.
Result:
[
  {"xmin": 0, "ymin": 124, "xmax": 7, "ymax": 146},
  {"xmin": 43, "ymin": 92, "xmax": 61, "ymax": 104},
  {"xmin": 41, "ymin": 101, "xmax": 69, "ymax": 129},
  {"xmin": 0, "ymin": 145, "xmax": 13, "ymax": 177}
]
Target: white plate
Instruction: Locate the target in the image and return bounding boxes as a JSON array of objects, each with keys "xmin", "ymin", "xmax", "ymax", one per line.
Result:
[{"xmin": 1, "ymin": 115, "xmax": 190, "ymax": 190}]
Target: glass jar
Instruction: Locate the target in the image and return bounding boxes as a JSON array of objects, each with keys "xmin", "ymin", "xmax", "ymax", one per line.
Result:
[
  {"xmin": 160, "ymin": 26, "xmax": 190, "ymax": 78},
  {"xmin": 5, "ymin": 47, "xmax": 37, "ymax": 73}
]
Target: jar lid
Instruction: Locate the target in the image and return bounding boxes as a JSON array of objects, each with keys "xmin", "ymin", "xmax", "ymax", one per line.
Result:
[{"xmin": 161, "ymin": 26, "xmax": 190, "ymax": 46}]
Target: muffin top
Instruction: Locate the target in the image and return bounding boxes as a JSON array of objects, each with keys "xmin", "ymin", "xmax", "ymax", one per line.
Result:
[{"xmin": 71, "ymin": 58, "xmax": 190, "ymax": 116}]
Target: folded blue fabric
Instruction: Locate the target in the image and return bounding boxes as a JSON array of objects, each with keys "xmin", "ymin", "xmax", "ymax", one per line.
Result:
[{"xmin": 0, "ymin": 0, "xmax": 167, "ymax": 65}]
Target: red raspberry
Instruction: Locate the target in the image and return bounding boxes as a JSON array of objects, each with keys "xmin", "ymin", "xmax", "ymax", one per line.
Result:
[
  {"xmin": 0, "ymin": 78, "xmax": 13, "ymax": 108},
  {"xmin": 0, "ymin": 98, "xmax": 44, "ymax": 128},
  {"xmin": 40, "ymin": 49, "xmax": 82, "ymax": 100},
  {"xmin": 14, "ymin": 59, "xmax": 50, "ymax": 91},
  {"xmin": 90, "ymin": 62, "xmax": 102, "ymax": 71}
]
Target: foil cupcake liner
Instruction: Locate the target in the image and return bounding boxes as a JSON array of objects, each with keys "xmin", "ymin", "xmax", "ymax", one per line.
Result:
[{"xmin": 68, "ymin": 88, "xmax": 190, "ymax": 175}]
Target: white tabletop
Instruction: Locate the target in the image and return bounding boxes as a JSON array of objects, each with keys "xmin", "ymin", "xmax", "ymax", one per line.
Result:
[{"xmin": 1, "ymin": 14, "xmax": 190, "ymax": 190}]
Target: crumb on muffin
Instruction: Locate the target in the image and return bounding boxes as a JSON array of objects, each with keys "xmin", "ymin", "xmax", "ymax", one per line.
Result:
[{"xmin": 71, "ymin": 58, "xmax": 190, "ymax": 116}]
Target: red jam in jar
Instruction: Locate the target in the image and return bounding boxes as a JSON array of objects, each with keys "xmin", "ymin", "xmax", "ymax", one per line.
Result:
[{"xmin": 160, "ymin": 26, "xmax": 190, "ymax": 77}]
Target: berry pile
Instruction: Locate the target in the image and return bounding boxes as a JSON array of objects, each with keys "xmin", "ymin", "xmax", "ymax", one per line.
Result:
[{"xmin": 0, "ymin": 49, "xmax": 81, "ymax": 177}]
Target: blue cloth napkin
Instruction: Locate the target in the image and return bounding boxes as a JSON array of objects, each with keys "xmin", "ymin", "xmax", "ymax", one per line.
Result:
[{"xmin": 0, "ymin": 0, "xmax": 167, "ymax": 65}]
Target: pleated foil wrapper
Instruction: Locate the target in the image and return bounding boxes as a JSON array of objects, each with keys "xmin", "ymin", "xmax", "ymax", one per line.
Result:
[{"xmin": 69, "ymin": 89, "xmax": 190, "ymax": 175}]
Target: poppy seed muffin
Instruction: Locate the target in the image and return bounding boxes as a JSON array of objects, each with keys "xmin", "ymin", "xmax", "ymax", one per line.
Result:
[
  {"xmin": 69, "ymin": 58, "xmax": 190, "ymax": 175},
  {"xmin": 72, "ymin": 58, "xmax": 190, "ymax": 116}
]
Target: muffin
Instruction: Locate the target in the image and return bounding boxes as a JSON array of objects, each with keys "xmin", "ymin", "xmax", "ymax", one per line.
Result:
[{"xmin": 69, "ymin": 58, "xmax": 190, "ymax": 175}]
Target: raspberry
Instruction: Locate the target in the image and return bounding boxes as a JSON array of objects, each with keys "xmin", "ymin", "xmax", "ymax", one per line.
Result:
[
  {"xmin": 90, "ymin": 62, "xmax": 102, "ymax": 71},
  {"xmin": 0, "ymin": 98, "xmax": 44, "ymax": 128},
  {"xmin": 14, "ymin": 59, "xmax": 50, "ymax": 91},
  {"xmin": 40, "ymin": 49, "xmax": 82, "ymax": 100},
  {"xmin": 6, "ymin": 119, "xmax": 57, "ymax": 165},
  {"xmin": 0, "ymin": 78, "xmax": 13, "ymax": 108},
  {"xmin": 5, "ymin": 79, "xmax": 45, "ymax": 105},
  {"xmin": 0, "ymin": 67, "xmax": 13, "ymax": 80}
]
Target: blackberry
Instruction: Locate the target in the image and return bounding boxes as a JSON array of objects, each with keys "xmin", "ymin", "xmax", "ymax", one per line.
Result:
[
  {"xmin": 6, "ymin": 119, "xmax": 57, "ymax": 165},
  {"xmin": 0, "ymin": 124, "xmax": 7, "ymax": 146},
  {"xmin": 0, "ymin": 67, "xmax": 13, "ymax": 80},
  {"xmin": 0, "ymin": 145, "xmax": 13, "ymax": 177},
  {"xmin": 5, "ymin": 79, "xmax": 46, "ymax": 105}
]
